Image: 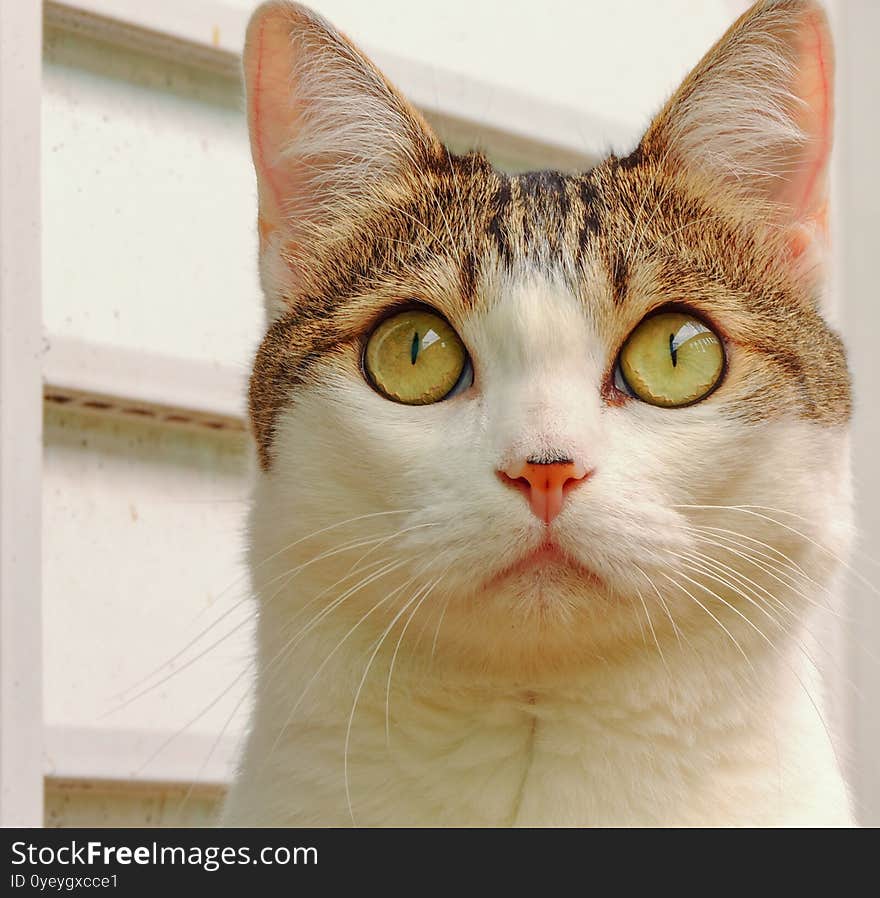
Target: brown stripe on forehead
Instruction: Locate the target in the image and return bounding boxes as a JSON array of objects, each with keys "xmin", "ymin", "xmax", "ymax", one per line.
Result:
[
  {"xmin": 458, "ymin": 248, "xmax": 479, "ymax": 303},
  {"xmin": 608, "ymin": 249, "xmax": 628, "ymax": 305},
  {"xmin": 487, "ymin": 169, "xmax": 600, "ymax": 267},
  {"xmin": 574, "ymin": 176, "xmax": 600, "ymax": 262},
  {"xmin": 488, "ymin": 176, "xmax": 513, "ymax": 264},
  {"xmin": 517, "ymin": 170, "xmax": 570, "ymax": 217}
]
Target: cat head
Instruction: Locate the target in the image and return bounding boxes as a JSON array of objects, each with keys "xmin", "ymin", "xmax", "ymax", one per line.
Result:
[{"xmin": 242, "ymin": 0, "xmax": 851, "ymax": 675}]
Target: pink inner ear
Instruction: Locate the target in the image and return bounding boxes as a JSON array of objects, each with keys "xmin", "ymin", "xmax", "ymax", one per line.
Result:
[
  {"xmin": 786, "ymin": 12, "xmax": 833, "ymax": 222},
  {"xmin": 250, "ymin": 19, "xmax": 279, "ymax": 220},
  {"xmin": 245, "ymin": 9, "xmax": 304, "ymax": 235}
]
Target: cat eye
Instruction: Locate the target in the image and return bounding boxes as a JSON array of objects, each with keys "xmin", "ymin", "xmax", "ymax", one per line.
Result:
[
  {"xmin": 616, "ymin": 311, "xmax": 724, "ymax": 408},
  {"xmin": 364, "ymin": 308, "xmax": 473, "ymax": 404}
]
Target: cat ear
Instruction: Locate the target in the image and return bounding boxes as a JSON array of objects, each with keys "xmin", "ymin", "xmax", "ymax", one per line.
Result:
[
  {"xmin": 641, "ymin": 0, "xmax": 833, "ymax": 249},
  {"xmin": 242, "ymin": 1, "xmax": 442, "ymax": 319}
]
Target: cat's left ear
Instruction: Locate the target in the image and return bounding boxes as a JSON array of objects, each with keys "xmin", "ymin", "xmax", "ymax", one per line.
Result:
[
  {"xmin": 640, "ymin": 0, "xmax": 833, "ymax": 267},
  {"xmin": 242, "ymin": 1, "xmax": 442, "ymax": 319}
]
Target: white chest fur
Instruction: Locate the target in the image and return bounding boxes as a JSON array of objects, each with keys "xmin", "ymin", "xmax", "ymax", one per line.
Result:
[{"xmin": 223, "ymin": 603, "xmax": 852, "ymax": 827}]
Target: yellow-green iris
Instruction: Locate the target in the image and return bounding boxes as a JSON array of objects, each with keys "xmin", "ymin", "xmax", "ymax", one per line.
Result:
[
  {"xmin": 619, "ymin": 311, "xmax": 724, "ymax": 408},
  {"xmin": 365, "ymin": 309, "xmax": 467, "ymax": 404}
]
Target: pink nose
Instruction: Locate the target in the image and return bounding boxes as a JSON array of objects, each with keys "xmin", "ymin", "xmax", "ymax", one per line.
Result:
[{"xmin": 499, "ymin": 460, "xmax": 590, "ymax": 524}]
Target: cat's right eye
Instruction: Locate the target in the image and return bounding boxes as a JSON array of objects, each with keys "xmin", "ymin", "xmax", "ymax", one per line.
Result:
[{"xmin": 364, "ymin": 308, "xmax": 472, "ymax": 405}]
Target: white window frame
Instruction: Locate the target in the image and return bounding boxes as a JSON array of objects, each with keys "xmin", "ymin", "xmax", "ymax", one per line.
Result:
[{"xmin": 0, "ymin": 0, "xmax": 43, "ymax": 826}]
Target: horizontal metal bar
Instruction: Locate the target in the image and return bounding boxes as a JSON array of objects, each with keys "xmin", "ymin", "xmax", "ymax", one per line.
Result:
[{"xmin": 43, "ymin": 335, "xmax": 247, "ymax": 431}]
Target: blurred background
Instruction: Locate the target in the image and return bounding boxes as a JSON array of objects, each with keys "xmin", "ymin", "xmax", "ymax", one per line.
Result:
[{"xmin": 2, "ymin": 0, "xmax": 877, "ymax": 826}]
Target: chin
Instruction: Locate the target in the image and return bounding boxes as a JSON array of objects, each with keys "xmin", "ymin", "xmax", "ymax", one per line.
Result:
[
  {"xmin": 430, "ymin": 558, "xmax": 625, "ymax": 677},
  {"xmin": 491, "ymin": 563, "xmax": 604, "ymax": 611}
]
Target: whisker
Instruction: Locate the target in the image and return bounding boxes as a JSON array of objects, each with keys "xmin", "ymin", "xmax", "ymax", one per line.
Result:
[
  {"xmin": 734, "ymin": 502, "xmax": 880, "ymax": 570},
  {"xmin": 684, "ymin": 543, "xmax": 797, "ymax": 620},
  {"xmin": 265, "ymin": 564, "xmax": 422, "ymax": 764},
  {"xmin": 259, "ymin": 557, "xmax": 409, "ymax": 701},
  {"xmin": 660, "ymin": 571, "xmax": 755, "ymax": 672},
  {"xmin": 201, "ymin": 507, "xmax": 419, "ymax": 613},
  {"xmin": 673, "ymin": 558, "xmax": 783, "ymax": 635},
  {"xmin": 675, "ymin": 503, "xmax": 880, "ymax": 599},
  {"xmin": 672, "ymin": 561, "xmax": 845, "ymax": 776},
  {"xmin": 688, "ymin": 530, "xmax": 840, "ymax": 619},
  {"xmin": 340, "ymin": 521, "xmax": 442, "ymax": 580},
  {"xmin": 625, "ymin": 585, "xmax": 649, "ymax": 648},
  {"xmin": 113, "ymin": 532, "xmax": 395, "ymax": 704},
  {"xmin": 633, "ymin": 563, "xmax": 684, "ymax": 649},
  {"xmin": 683, "ymin": 550, "xmax": 868, "ymax": 701},
  {"xmin": 635, "ymin": 584, "xmax": 669, "ymax": 673},
  {"xmin": 172, "ymin": 673, "xmax": 252, "ymax": 825},
  {"xmin": 430, "ymin": 592, "xmax": 453, "ymax": 662},
  {"xmin": 130, "ymin": 666, "xmax": 251, "ymax": 780},
  {"xmin": 384, "ymin": 567, "xmax": 450, "ymax": 746},
  {"xmin": 688, "ymin": 521, "xmax": 830, "ymax": 587},
  {"xmin": 344, "ymin": 569, "xmax": 436, "ymax": 825},
  {"xmin": 256, "ymin": 522, "xmax": 444, "ymax": 701}
]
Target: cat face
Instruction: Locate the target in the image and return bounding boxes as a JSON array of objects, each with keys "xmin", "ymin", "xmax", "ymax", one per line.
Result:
[{"xmin": 242, "ymin": 1, "xmax": 851, "ymax": 673}]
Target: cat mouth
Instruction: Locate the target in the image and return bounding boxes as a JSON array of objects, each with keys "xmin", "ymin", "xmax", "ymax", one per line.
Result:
[{"xmin": 487, "ymin": 539, "xmax": 604, "ymax": 589}]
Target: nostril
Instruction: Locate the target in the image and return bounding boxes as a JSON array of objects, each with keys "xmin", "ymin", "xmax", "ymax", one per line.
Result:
[
  {"xmin": 497, "ymin": 471, "xmax": 531, "ymax": 495},
  {"xmin": 565, "ymin": 469, "xmax": 591, "ymax": 489}
]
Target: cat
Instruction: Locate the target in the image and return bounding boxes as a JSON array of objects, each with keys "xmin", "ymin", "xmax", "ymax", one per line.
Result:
[{"xmin": 222, "ymin": 0, "xmax": 854, "ymax": 826}]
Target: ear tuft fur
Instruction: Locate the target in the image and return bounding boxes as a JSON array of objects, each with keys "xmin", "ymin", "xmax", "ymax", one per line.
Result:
[{"xmin": 642, "ymin": 0, "xmax": 833, "ymax": 228}]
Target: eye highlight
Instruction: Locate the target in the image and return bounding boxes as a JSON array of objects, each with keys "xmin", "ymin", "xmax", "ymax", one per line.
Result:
[
  {"xmin": 617, "ymin": 311, "xmax": 724, "ymax": 408},
  {"xmin": 364, "ymin": 308, "xmax": 472, "ymax": 404}
]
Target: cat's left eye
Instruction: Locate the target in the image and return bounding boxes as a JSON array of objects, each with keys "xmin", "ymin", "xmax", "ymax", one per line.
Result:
[
  {"xmin": 616, "ymin": 311, "xmax": 725, "ymax": 408},
  {"xmin": 364, "ymin": 308, "xmax": 473, "ymax": 405}
]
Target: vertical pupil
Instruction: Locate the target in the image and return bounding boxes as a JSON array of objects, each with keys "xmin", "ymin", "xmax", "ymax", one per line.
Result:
[
  {"xmin": 669, "ymin": 332, "xmax": 677, "ymax": 367},
  {"xmin": 411, "ymin": 331, "xmax": 420, "ymax": 365}
]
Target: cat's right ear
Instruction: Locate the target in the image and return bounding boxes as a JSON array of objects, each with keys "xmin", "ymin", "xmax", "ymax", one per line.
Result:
[{"xmin": 242, "ymin": 1, "xmax": 441, "ymax": 321}]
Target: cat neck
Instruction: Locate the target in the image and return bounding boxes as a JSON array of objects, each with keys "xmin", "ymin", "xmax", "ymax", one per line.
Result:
[{"xmin": 226, "ymin": 594, "xmax": 851, "ymax": 826}]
